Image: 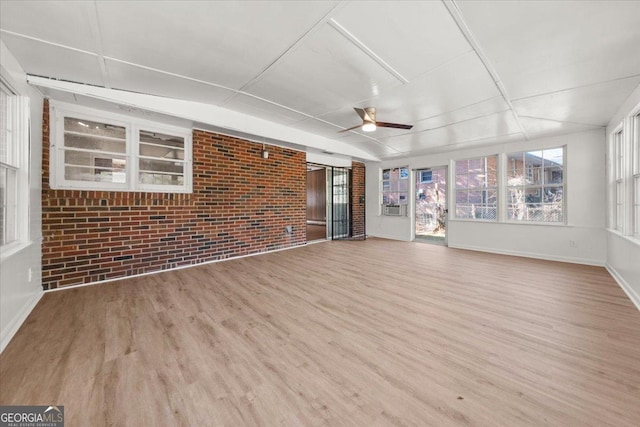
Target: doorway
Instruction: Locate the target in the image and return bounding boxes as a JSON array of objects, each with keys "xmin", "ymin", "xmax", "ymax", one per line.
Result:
[
  {"xmin": 415, "ymin": 166, "xmax": 447, "ymax": 244},
  {"xmin": 306, "ymin": 164, "xmax": 352, "ymax": 242},
  {"xmin": 306, "ymin": 164, "xmax": 327, "ymax": 241}
]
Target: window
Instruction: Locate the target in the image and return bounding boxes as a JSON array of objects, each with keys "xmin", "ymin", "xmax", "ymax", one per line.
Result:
[
  {"xmin": 455, "ymin": 156, "xmax": 497, "ymax": 220},
  {"xmin": 51, "ymin": 102, "xmax": 192, "ymax": 193},
  {"xmin": 506, "ymin": 148, "xmax": 564, "ymax": 223},
  {"xmin": 381, "ymin": 167, "xmax": 409, "ymax": 215},
  {"xmin": 634, "ymin": 112, "xmax": 640, "ymax": 238},
  {"xmin": 612, "ymin": 130, "xmax": 624, "ymax": 231},
  {"xmin": 0, "ymin": 80, "xmax": 28, "ymax": 248}
]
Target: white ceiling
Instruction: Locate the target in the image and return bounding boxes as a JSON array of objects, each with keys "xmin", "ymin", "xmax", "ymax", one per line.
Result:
[{"xmin": 1, "ymin": 0, "xmax": 639, "ymax": 161}]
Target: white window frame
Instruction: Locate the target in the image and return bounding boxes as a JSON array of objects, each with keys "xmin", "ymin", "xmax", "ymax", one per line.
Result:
[
  {"xmin": 50, "ymin": 101, "xmax": 192, "ymax": 193},
  {"xmin": 505, "ymin": 146, "xmax": 566, "ymax": 224},
  {"xmin": 614, "ymin": 127, "xmax": 625, "ymax": 233},
  {"xmin": 632, "ymin": 108, "xmax": 640, "ymax": 239},
  {"xmin": 453, "ymin": 155, "xmax": 498, "ymax": 221},
  {"xmin": 0, "ymin": 78, "xmax": 30, "ymax": 256},
  {"xmin": 381, "ymin": 166, "xmax": 409, "ymax": 216}
]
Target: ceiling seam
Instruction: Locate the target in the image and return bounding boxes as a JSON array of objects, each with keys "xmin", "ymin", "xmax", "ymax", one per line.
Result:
[
  {"xmin": 380, "ymin": 108, "xmax": 513, "ymax": 143},
  {"xmin": 442, "ymin": 0, "xmax": 529, "ymax": 140},
  {"xmin": 511, "ymin": 74, "xmax": 640, "ymax": 102},
  {"xmin": 89, "ymin": 0, "xmax": 110, "ymax": 88},
  {"xmin": 518, "ymin": 115, "xmax": 605, "ymax": 128},
  {"xmin": 327, "ymin": 18, "xmax": 409, "ymax": 85},
  {"xmin": 0, "ymin": 29, "xmax": 98, "ymax": 56},
  {"xmin": 384, "ymin": 132, "xmax": 525, "ymax": 158},
  {"xmin": 237, "ymin": 1, "xmax": 346, "ymax": 92},
  {"xmin": 412, "ymin": 95, "xmax": 505, "ymax": 124}
]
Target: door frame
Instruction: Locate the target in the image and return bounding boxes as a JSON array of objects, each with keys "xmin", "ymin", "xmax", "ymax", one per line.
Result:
[
  {"xmin": 306, "ymin": 163, "xmax": 352, "ymax": 241},
  {"xmin": 412, "ymin": 165, "xmax": 448, "ymax": 246}
]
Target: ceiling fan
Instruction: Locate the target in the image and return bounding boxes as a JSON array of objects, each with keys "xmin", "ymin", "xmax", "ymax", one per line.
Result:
[{"xmin": 338, "ymin": 107, "xmax": 413, "ymax": 133}]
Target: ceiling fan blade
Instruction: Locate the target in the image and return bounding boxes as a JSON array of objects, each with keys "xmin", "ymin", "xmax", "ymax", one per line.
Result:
[
  {"xmin": 375, "ymin": 121, "xmax": 413, "ymax": 130},
  {"xmin": 353, "ymin": 107, "xmax": 367, "ymax": 121},
  {"xmin": 354, "ymin": 107, "xmax": 376, "ymax": 123},
  {"xmin": 337, "ymin": 124, "xmax": 364, "ymax": 133}
]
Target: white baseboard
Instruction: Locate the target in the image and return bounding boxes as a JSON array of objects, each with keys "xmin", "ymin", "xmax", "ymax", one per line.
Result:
[
  {"xmin": 45, "ymin": 242, "xmax": 307, "ymax": 293},
  {"xmin": 448, "ymin": 243, "xmax": 605, "ymax": 267},
  {"xmin": 606, "ymin": 264, "xmax": 640, "ymax": 312},
  {"xmin": 1, "ymin": 290, "xmax": 43, "ymax": 353}
]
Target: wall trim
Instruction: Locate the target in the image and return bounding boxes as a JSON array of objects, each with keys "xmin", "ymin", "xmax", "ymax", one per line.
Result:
[
  {"xmin": 1, "ymin": 290, "xmax": 44, "ymax": 353},
  {"xmin": 369, "ymin": 232, "xmax": 411, "ymax": 241},
  {"xmin": 45, "ymin": 242, "xmax": 307, "ymax": 293},
  {"xmin": 606, "ymin": 264, "xmax": 640, "ymax": 312},
  {"xmin": 447, "ymin": 243, "xmax": 605, "ymax": 267}
]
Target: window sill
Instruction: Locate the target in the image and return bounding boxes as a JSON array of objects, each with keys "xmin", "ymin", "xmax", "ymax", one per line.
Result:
[
  {"xmin": 0, "ymin": 240, "xmax": 33, "ymax": 261},
  {"xmin": 606, "ymin": 229, "xmax": 640, "ymax": 247},
  {"xmin": 449, "ymin": 219, "xmax": 568, "ymax": 226}
]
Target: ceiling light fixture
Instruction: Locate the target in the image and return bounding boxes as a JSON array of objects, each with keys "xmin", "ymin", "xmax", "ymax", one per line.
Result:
[{"xmin": 362, "ymin": 122, "xmax": 377, "ymax": 132}]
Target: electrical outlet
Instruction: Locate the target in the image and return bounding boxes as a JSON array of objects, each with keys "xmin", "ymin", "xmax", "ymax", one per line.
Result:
[
  {"xmin": 569, "ymin": 240, "xmax": 577, "ymax": 248},
  {"xmin": 28, "ymin": 268, "xmax": 33, "ymax": 282}
]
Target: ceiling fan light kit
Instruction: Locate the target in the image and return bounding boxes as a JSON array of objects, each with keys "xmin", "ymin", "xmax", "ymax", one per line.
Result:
[
  {"xmin": 362, "ymin": 122, "xmax": 377, "ymax": 132},
  {"xmin": 339, "ymin": 107, "xmax": 413, "ymax": 133}
]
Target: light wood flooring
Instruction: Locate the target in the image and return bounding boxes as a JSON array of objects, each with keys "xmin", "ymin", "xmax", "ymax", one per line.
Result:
[{"xmin": 1, "ymin": 238, "xmax": 640, "ymax": 426}]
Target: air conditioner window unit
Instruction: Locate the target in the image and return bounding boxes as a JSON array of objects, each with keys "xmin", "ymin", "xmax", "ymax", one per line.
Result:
[{"xmin": 382, "ymin": 204, "xmax": 407, "ymax": 216}]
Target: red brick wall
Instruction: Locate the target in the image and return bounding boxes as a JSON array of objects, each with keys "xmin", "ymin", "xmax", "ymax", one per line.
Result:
[
  {"xmin": 351, "ymin": 161, "xmax": 366, "ymax": 239},
  {"xmin": 41, "ymin": 100, "xmax": 307, "ymax": 289}
]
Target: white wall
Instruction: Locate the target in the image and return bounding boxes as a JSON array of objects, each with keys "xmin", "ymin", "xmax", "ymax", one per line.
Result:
[
  {"xmin": 0, "ymin": 40, "xmax": 44, "ymax": 352},
  {"xmin": 605, "ymin": 84, "xmax": 640, "ymax": 309},
  {"xmin": 366, "ymin": 129, "xmax": 607, "ymax": 266}
]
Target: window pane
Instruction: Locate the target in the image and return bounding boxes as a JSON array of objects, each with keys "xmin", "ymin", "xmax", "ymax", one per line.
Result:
[
  {"xmin": 63, "ymin": 117, "xmax": 128, "ymax": 185},
  {"xmin": 0, "ymin": 167, "xmax": 5, "ymax": 244},
  {"xmin": 468, "ymin": 158, "xmax": 482, "ymax": 172},
  {"xmin": 456, "ymin": 191, "xmax": 468, "ymax": 204},
  {"xmin": 64, "ymin": 151, "xmax": 126, "ymax": 183},
  {"xmin": 507, "ymin": 188, "xmax": 526, "ymax": 220},
  {"xmin": 468, "ymin": 190, "xmax": 483, "ymax": 204},
  {"xmin": 634, "ymin": 175, "xmax": 640, "ymax": 236},
  {"xmin": 0, "ymin": 87, "xmax": 13, "ymax": 164},
  {"xmin": 455, "ymin": 160, "xmax": 468, "ymax": 175},
  {"xmin": 139, "ymin": 158, "xmax": 183, "ymax": 174},
  {"xmin": 138, "ymin": 130, "xmax": 186, "ymax": 188},
  {"xmin": 456, "ymin": 174, "xmax": 468, "ymax": 188},
  {"xmin": 0, "ymin": 166, "xmax": 17, "ymax": 244},
  {"xmin": 616, "ymin": 181, "xmax": 624, "ymax": 231},
  {"xmin": 398, "ymin": 175, "xmax": 409, "ymax": 191},
  {"xmin": 383, "ymin": 192, "xmax": 397, "ymax": 205},
  {"xmin": 64, "ymin": 133, "xmax": 126, "ymax": 153},
  {"xmin": 139, "ymin": 130, "xmax": 184, "ymax": 160},
  {"xmin": 64, "ymin": 117, "xmax": 126, "ymax": 140},
  {"xmin": 525, "ymin": 204, "xmax": 545, "ymax": 221},
  {"xmin": 456, "ymin": 205, "xmax": 472, "ymax": 219},
  {"xmin": 634, "ymin": 113, "xmax": 640, "ymax": 175},
  {"xmin": 139, "ymin": 172, "xmax": 185, "ymax": 186}
]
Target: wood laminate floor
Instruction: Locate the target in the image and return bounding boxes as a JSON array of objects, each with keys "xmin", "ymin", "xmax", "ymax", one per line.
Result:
[{"xmin": 1, "ymin": 238, "xmax": 639, "ymax": 426}]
